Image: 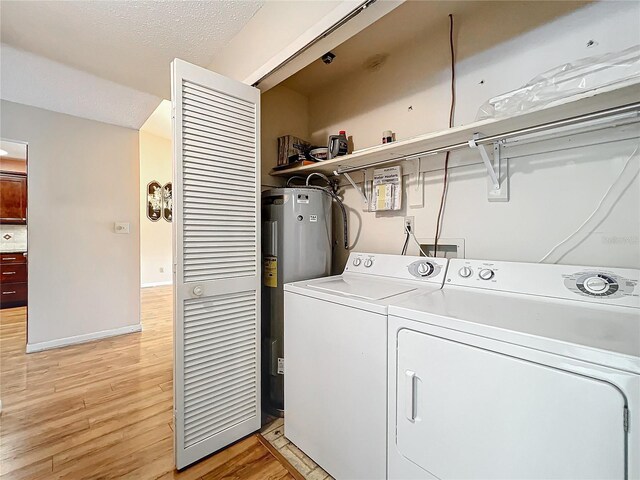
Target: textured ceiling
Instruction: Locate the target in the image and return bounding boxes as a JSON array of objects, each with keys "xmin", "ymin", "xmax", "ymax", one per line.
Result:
[{"xmin": 0, "ymin": 0, "xmax": 264, "ymax": 98}]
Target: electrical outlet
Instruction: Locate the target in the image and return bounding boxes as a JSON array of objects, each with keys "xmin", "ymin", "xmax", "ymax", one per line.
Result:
[
  {"xmin": 404, "ymin": 216, "xmax": 414, "ymax": 233},
  {"xmin": 159, "ymin": 267, "xmax": 165, "ymax": 273}
]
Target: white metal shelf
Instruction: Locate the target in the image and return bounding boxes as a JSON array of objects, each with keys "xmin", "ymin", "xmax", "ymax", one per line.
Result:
[{"xmin": 269, "ymin": 80, "xmax": 640, "ymax": 179}]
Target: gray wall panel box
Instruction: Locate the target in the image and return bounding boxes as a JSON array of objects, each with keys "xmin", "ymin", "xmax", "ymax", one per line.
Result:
[{"xmin": 261, "ymin": 188, "xmax": 333, "ymax": 416}]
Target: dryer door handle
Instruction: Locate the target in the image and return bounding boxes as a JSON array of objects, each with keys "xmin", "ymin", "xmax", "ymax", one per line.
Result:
[{"xmin": 405, "ymin": 370, "xmax": 417, "ymax": 421}]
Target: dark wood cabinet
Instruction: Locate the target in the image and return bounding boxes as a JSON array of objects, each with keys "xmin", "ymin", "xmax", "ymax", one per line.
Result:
[
  {"xmin": 0, "ymin": 252, "xmax": 27, "ymax": 308},
  {"xmin": 0, "ymin": 173, "xmax": 27, "ymax": 224}
]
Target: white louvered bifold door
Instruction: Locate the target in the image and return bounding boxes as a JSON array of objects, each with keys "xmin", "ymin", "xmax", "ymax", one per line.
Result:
[{"xmin": 171, "ymin": 59, "xmax": 261, "ymax": 470}]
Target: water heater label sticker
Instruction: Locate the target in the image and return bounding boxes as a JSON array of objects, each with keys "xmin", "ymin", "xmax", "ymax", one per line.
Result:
[
  {"xmin": 277, "ymin": 358, "xmax": 284, "ymax": 375},
  {"xmin": 297, "ymin": 195, "xmax": 309, "ymax": 204},
  {"xmin": 309, "ymin": 215, "xmax": 318, "ymax": 222},
  {"xmin": 263, "ymin": 256, "xmax": 277, "ymax": 288}
]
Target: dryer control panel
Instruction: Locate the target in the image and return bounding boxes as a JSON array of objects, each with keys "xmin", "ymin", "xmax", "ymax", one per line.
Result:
[
  {"xmin": 446, "ymin": 259, "xmax": 639, "ymax": 308},
  {"xmin": 563, "ymin": 271, "xmax": 636, "ymax": 299},
  {"xmin": 345, "ymin": 252, "xmax": 448, "ymax": 284}
]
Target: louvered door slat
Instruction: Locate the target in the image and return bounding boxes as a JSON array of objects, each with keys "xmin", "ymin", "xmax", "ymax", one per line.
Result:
[
  {"xmin": 185, "ymin": 165, "xmax": 255, "ymax": 180},
  {"xmin": 184, "ymin": 182, "xmax": 256, "ymax": 197},
  {"xmin": 184, "ymin": 336, "xmax": 255, "ymax": 363},
  {"xmin": 183, "ymin": 89, "xmax": 255, "ymax": 116},
  {"xmin": 184, "ymin": 131, "xmax": 255, "ymax": 151},
  {"xmin": 185, "ymin": 245, "xmax": 255, "ymax": 258},
  {"xmin": 184, "ymin": 150, "xmax": 256, "ymax": 169},
  {"xmin": 184, "ymin": 83, "xmax": 255, "ymax": 111},
  {"xmin": 185, "ymin": 175, "xmax": 258, "ymax": 190},
  {"xmin": 184, "ymin": 144, "xmax": 255, "ymax": 166},
  {"xmin": 184, "ymin": 207, "xmax": 255, "ymax": 217},
  {"xmin": 173, "ymin": 59, "xmax": 260, "ymax": 469},
  {"xmin": 182, "ymin": 101, "xmax": 255, "ymax": 130},
  {"xmin": 184, "ymin": 112, "xmax": 256, "ymax": 137},
  {"xmin": 184, "ymin": 125, "xmax": 255, "ymax": 146},
  {"xmin": 184, "ymin": 310, "xmax": 255, "ymax": 331},
  {"xmin": 183, "ymin": 194, "xmax": 255, "ymax": 207},
  {"xmin": 184, "ymin": 374, "xmax": 255, "ymax": 413},
  {"xmin": 185, "ymin": 385, "xmax": 255, "ymax": 420},
  {"xmin": 184, "ymin": 405, "xmax": 256, "ymax": 446},
  {"xmin": 184, "ymin": 218, "xmax": 256, "ymax": 225},
  {"xmin": 183, "ymin": 97, "xmax": 255, "ymax": 123},
  {"xmin": 183, "ymin": 93, "xmax": 255, "ymax": 119},
  {"xmin": 183, "ymin": 293, "xmax": 256, "ymax": 311}
]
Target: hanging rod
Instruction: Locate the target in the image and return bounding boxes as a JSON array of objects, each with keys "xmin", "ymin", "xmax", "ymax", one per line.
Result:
[
  {"xmin": 335, "ymin": 102, "xmax": 640, "ymax": 175},
  {"xmin": 252, "ymin": 0, "xmax": 377, "ymax": 87}
]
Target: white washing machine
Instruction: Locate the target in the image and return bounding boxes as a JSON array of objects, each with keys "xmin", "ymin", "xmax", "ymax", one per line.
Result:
[
  {"xmin": 387, "ymin": 258, "xmax": 640, "ymax": 480},
  {"xmin": 284, "ymin": 252, "xmax": 449, "ymax": 480}
]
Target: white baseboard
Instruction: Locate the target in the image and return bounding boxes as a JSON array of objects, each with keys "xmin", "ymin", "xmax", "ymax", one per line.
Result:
[
  {"xmin": 141, "ymin": 280, "xmax": 172, "ymax": 288},
  {"xmin": 26, "ymin": 324, "xmax": 142, "ymax": 353}
]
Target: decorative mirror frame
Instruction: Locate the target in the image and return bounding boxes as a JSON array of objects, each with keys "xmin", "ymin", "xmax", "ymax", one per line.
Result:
[
  {"xmin": 146, "ymin": 181, "xmax": 162, "ymax": 221},
  {"xmin": 162, "ymin": 182, "xmax": 173, "ymax": 223}
]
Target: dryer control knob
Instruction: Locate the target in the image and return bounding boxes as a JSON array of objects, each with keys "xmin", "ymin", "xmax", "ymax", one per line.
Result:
[
  {"xmin": 479, "ymin": 268, "xmax": 495, "ymax": 280},
  {"xmin": 364, "ymin": 258, "xmax": 374, "ymax": 268},
  {"xmin": 459, "ymin": 266, "xmax": 473, "ymax": 278},
  {"xmin": 353, "ymin": 258, "xmax": 362, "ymax": 267},
  {"xmin": 417, "ymin": 262, "xmax": 435, "ymax": 277},
  {"xmin": 585, "ymin": 276, "xmax": 608, "ymax": 293}
]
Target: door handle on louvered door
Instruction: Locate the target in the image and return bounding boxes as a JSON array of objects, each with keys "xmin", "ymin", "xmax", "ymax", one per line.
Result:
[{"xmin": 192, "ymin": 286, "xmax": 204, "ymax": 297}]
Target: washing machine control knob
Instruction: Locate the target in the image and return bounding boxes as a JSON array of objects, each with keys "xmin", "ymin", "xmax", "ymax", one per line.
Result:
[
  {"xmin": 479, "ymin": 268, "xmax": 495, "ymax": 280},
  {"xmin": 458, "ymin": 266, "xmax": 473, "ymax": 278},
  {"xmin": 364, "ymin": 258, "xmax": 374, "ymax": 268},
  {"xmin": 417, "ymin": 262, "xmax": 435, "ymax": 277},
  {"xmin": 353, "ymin": 258, "xmax": 362, "ymax": 267}
]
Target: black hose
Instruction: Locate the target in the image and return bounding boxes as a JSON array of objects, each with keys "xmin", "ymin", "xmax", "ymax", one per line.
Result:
[{"xmin": 401, "ymin": 231, "xmax": 410, "ymax": 255}]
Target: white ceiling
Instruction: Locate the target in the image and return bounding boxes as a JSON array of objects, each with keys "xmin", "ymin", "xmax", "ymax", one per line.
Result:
[{"xmin": 0, "ymin": 0, "xmax": 264, "ymax": 98}]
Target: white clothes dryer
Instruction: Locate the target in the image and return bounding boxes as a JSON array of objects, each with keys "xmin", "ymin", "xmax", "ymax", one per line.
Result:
[
  {"xmin": 387, "ymin": 258, "xmax": 639, "ymax": 480},
  {"xmin": 284, "ymin": 252, "xmax": 449, "ymax": 480}
]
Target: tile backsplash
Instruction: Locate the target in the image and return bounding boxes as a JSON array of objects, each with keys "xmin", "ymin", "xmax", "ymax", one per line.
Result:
[{"xmin": 0, "ymin": 224, "xmax": 27, "ymax": 252}]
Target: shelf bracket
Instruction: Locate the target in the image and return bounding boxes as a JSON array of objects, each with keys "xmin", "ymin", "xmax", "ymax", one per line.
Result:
[
  {"xmin": 341, "ymin": 171, "xmax": 369, "ymax": 209},
  {"xmin": 469, "ymin": 134, "xmax": 499, "ymax": 188},
  {"xmin": 468, "ymin": 134, "xmax": 509, "ymax": 202}
]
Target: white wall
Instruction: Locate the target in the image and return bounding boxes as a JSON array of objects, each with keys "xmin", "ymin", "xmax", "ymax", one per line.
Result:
[
  {"xmin": 1, "ymin": 100, "xmax": 141, "ymax": 350},
  {"xmin": 303, "ymin": 1, "xmax": 640, "ymax": 270},
  {"xmin": 139, "ymin": 130, "xmax": 172, "ymax": 287}
]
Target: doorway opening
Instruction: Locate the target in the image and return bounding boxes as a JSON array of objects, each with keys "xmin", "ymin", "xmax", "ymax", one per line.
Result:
[
  {"xmin": 139, "ymin": 100, "xmax": 173, "ymax": 294},
  {"xmin": 0, "ymin": 139, "xmax": 29, "ymax": 342}
]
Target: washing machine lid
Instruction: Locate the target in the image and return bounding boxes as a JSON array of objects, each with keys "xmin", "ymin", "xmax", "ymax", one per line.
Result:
[
  {"xmin": 307, "ymin": 276, "xmax": 417, "ymax": 300},
  {"xmin": 285, "ymin": 273, "xmax": 440, "ymax": 313},
  {"xmin": 389, "ymin": 288, "xmax": 640, "ymax": 374}
]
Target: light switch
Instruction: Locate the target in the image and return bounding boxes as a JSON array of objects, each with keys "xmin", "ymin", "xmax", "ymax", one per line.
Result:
[{"xmin": 114, "ymin": 222, "xmax": 130, "ymax": 234}]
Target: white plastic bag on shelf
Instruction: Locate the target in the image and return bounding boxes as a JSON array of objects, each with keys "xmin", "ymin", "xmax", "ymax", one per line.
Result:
[{"xmin": 477, "ymin": 44, "xmax": 640, "ymax": 120}]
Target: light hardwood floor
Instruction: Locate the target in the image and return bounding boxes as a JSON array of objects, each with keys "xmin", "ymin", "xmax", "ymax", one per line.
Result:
[{"xmin": 0, "ymin": 286, "xmax": 298, "ymax": 480}]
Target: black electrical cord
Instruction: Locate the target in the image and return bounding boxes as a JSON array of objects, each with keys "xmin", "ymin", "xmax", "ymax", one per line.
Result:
[
  {"xmin": 434, "ymin": 13, "xmax": 456, "ymax": 257},
  {"xmin": 401, "ymin": 229, "xmax": 410, "ymax": 255}
]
